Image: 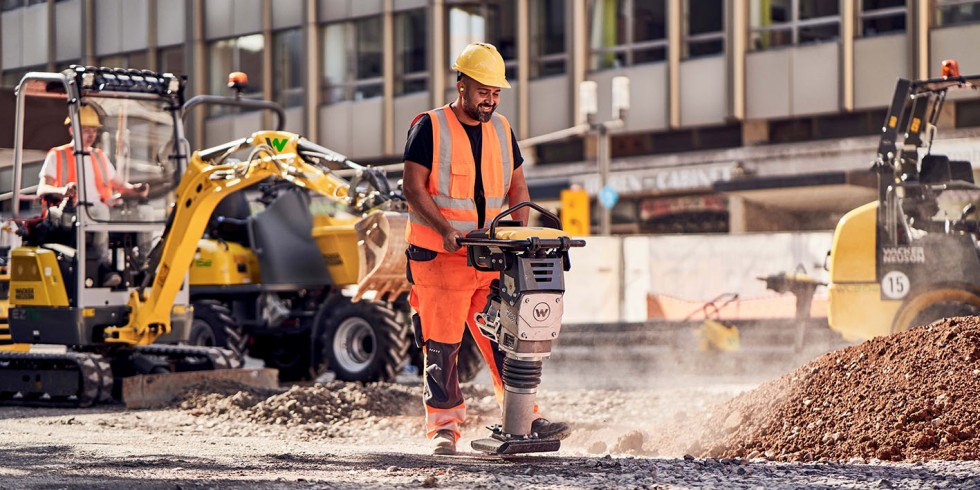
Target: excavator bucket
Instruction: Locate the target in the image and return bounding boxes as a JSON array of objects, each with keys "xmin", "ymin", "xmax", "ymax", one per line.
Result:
[{"xmin": 354, "ymin": 210, "xmax": 410, "ymax": 302}]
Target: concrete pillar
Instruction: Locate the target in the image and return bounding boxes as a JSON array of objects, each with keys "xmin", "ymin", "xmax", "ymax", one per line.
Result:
[
  {"xmin": 570, "ymin": 0, "xmax": 587, "ymax": 126},
  {"xmin": 840, "ymin": 0, "xmax": 854, "ymax": 112},
  {"xmin": 910, "ymin": 0, "xmax": 930, "ymax": 79},
  {"xmin": 667, "ymin": 0, "xmax": 680, "ymax": 129},
  {"xmin": 382, "ymin": 0, "xmax": 394, "ymax": 155},
  {"xmin": 516, "ymin": 0, "xmax": 529, "ymax": 139},
  {"xmin": 728, "ymin": 195, "xmax": 746, "ymax": 234},
  {"xmin": 727, "ymin": 0, "xmax": 747, "ymax": 121},
  {"xmin": 261, "ymin": 0, "xmax": 273, "ymax": 130},
  {"xmin": 189, "ymin": 0, "xmax": 205, "ymax": 147},
  {"xmin": 304, "ymin": 0, "xmax": 319, "ymax": 138},
  {"xmin": 429, "ymin": 0, "xmax": 445, "ymax": 109}
]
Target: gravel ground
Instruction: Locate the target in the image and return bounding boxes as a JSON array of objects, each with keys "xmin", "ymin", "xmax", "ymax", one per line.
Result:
[{"xmin": 2, "ymin": 321, "xmax": 980, "ymax": 489}]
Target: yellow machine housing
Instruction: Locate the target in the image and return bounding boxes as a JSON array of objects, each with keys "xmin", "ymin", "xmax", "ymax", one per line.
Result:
[
  {"xmin": 826, "ymin": 202, "xmax": 902, "ymax": 341},
  {"xmin": 190, "ymin": 240, "xmax": 260, "ymax": 286},
  {"xmin": 827, "ymin": 65, "xmax": 980, "ymax": 340},
  {"xmin": 9, "ymin": 247, "xmax": 70, "ymax": 307}
]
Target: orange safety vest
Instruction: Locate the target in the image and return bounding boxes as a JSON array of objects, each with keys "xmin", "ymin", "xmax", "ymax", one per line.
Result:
[
  {"xmin": 407, "ymin": 105, "xmax": 514, "ymax": 253},
  {"xmin": 47, "ymin": 143, "xmax": 113, "ymax": 204}
]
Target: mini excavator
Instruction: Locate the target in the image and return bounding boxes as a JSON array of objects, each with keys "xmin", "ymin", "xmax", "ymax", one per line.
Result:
[
  {"xmin": 0, "ymin": 66, "xmax": 405, "ymax": 407},
  {"xmin": 458, "ymin": 202, "xmax": 585, "ymax": 454}
]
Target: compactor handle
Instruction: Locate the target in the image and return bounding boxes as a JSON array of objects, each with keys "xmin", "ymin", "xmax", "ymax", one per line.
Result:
[
  {"xmin": 488, "ymin": 201, "xmax": 562, "ymax": 237},
  {"xmin": 455, "ymin": 201, "xmax": 585, "ymax": 252}
]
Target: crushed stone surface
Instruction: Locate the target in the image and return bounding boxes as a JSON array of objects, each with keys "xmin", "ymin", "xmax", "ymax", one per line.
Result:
[{"xmin": 3, "ymin": 318, "xmax": 980, "ymax": 487}]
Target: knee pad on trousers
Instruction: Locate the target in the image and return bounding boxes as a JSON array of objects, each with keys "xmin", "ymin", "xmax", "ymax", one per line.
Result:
[{"xmin": 423, "ymin": 339, "xmax": 463, "ymax": 409}]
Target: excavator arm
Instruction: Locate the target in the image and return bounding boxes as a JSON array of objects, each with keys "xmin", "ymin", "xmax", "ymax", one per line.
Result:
[{"xmin": 106, "ymin": 130, "xmax": 390, "ymax": 345}]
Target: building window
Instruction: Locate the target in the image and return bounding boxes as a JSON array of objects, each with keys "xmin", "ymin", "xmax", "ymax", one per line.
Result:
[
  {"xmin": 685, "ymin": 0, "xmax": 724, "ymax": 58},
  {"xmin": 322, "ymin": 16, "xmax": 383, "ymax": 105},
  {"xmin": 447, "ymin": 1, "xmax": 517, "ymax": 81},
  {"xmin": 750, "ymin": 0, "xmax": 839, "ymax": 51},
  {"xmin": 530, "ymin": 0, "xmax": 567, "ymax": 77},
  {"xmin": 936, "ymin": 0, "xmax": 980, "ymax": 27},
  {"xmin": 208, "ymin": 34, "xmax": 265, "ymax": 116},
  {"xmin": 394, "ymin": 9, "xmax": 428, "ymax": 95},
  {"xmin": 273, "ymin": 29, "xmax": 303, "ymax": 108},
  {"xmin": 588, "ymin": 0, "xmax": 667, "ymax": 70},
  {"xmin": 860, "ymin": 0, "xmax": 906, "ymax": 36},
  {"xmin": 158, "ymin": 45, "xmax": 185, "ymax": 76},
  {"xmin": 1, "ymin": 0, "xmax": 44, "ymax": 12},
  {"xmin": 98, "ymin": 51, "xmax": 150, "ymax": 70}
]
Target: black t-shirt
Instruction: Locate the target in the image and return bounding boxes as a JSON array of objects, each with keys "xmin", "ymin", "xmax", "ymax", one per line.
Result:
[{"xmin": 403, "ymin": 113, "xmax": 523, "ymax": 227}]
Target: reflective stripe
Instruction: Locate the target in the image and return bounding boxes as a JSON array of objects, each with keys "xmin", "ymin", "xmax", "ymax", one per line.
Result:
[
  {"xmin": 485, "ymin": 197, "xmax": 505, "ymax": 209},
  {"xmin": 433, "ymin": 108, "xmax": 453, "ymax": 197},
  {"xmin": 491, "ymin": 113, "xmax": 512, "ymax": 196},
  {"xmin": 425, "ymin": 405, "xmax": 466, "ymax": 440},
  {"xmin": 408, "ymin": 212, "xmax": 476, "ymax": 232},
  {"xmin": 432, "ymin": 195, "xmax": 476, "ymax": 210},
  {"xmin": 54, "ymin": 145, "xmax": 112, "ymax": 203},
  {"xmin": 59, "ymin": 148, "xmax": 70, "ymax": 185}
]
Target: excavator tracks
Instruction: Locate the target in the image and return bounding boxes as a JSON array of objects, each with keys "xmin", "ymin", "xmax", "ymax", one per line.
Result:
[
  {"xmin": 132, "ymin": 344, "xmax": 237, "ymax": 371},
  {"xmin": 0, "ymin": 351, "xmax": 113, "ymax": 407},
  {"xmin": 0, "ymin": 345, "xmax": 236, "ymax": 408}
]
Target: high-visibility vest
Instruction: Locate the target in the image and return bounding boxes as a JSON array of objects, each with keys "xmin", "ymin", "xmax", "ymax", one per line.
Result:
[
  {"xmin": 407, "ymin": 105, "xmax": 514, "ymax": 253},
  {"xmin": 47, "ymin": 143, "xmax": 113, "ymax": 204}
]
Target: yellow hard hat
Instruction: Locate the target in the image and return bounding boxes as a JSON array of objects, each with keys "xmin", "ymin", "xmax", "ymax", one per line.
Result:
[
  {"xmin": 452, "ymin": 43, "xmax": 511, "ymax": 88},
  {"xmin": 64, "ymin": 105, "xmax": 103, "ymax": 128}
]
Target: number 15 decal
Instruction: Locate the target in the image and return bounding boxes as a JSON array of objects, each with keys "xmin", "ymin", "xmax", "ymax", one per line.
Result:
[{"xmin": 882, "ymin": 271, "xmax": 910, "ymax": 299}]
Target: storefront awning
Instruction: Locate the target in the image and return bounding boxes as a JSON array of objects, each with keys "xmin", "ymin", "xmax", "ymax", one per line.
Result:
[{"xmin": 713, "ymin": 170, "xmax": 878, "ymax": 212}]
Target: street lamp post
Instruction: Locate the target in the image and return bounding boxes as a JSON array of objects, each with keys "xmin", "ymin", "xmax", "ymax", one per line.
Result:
[{"xmin": 580, "ymin": 77, "xmax": 630, "ymax": 235}]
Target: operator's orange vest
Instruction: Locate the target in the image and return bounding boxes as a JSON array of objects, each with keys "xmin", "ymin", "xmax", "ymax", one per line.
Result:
[
  {"xmin": 47, "ymin": 143, "xmax": 113, "ymax": 203},
  {"xmin": 407, "ymin": 105, "xmax": 514, "ymax": 253}
]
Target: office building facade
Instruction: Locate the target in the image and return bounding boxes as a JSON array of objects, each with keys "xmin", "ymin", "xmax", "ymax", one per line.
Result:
[{"xmin": 3, "ymin": 0, "xmax": 980, "ymax": 233}]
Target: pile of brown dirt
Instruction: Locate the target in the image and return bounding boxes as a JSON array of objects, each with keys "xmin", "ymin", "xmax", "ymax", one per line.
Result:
[
  {"xmin": 176, "ymin": 381, "xmax": 421, "ymax": 437},
  {"xmin": 671, "ymin": 317, "xmax": 980, "ymax": 462},
  {"xmin": 174, "ymin": 381, "xmax": 499, "ymax": 438}
]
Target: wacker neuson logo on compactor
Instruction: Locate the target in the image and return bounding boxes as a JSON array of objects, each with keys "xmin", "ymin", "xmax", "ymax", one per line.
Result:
[{"xmin": 882, "ymin": 246, "xmax": 926, "ymax": 264}]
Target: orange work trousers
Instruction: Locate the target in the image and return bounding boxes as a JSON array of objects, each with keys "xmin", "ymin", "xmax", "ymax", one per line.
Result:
[{"xmin": 408, "ymin": 247, "xmax": 508, "ymax": 440}]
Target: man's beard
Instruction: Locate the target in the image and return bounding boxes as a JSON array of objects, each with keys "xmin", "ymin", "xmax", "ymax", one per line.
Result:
[{"xmin": 464, "ymin": 100, "xmax": 496, "ymax": 123}]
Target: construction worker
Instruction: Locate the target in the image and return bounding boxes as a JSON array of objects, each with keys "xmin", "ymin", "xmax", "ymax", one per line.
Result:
[
  {"xmin": 37, "ymin": 103, "xmax": 150, "ymax": 287},
  {"xmin": 403, "ymin": 42, "xmax": 570, "ymax": 455}
]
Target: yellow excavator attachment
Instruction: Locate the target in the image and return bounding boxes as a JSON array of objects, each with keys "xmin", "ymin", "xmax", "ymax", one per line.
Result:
[
  {"xmin": 123, "ymin": 368, "xmax": 279, "ymax": 409},
  {"xmin": 353, "ymin": 210, "xmax": 410, "ymax": 302}
]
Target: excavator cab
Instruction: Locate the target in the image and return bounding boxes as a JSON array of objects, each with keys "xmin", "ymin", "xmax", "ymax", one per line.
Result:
[{"xmin": 8, "ymin": 67, "xmax": 187, "ymax": 343}]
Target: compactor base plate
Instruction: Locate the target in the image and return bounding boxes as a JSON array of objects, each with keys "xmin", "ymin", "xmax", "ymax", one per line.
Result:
[{"xmin": 471, "ymin": 436, "xmax": 560, "ymax": 454}]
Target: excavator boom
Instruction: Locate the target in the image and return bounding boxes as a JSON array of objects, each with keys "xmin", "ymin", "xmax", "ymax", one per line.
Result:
[{"xmin": 119, "ymin": 130, "xmax": 408, "ymax": 344}]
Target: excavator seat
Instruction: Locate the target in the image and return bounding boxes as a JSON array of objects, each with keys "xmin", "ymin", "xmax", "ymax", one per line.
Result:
[
  {"xmin": 248, "ymin": 189, "xmax": 331, "ymax": 286},
  {"xmin": 207, "ymin": 192, "xmax": 251, "ymax": 245},
  {"xmin": 920, "ymin": 154, "xmax": 975, "ymax": 184}
]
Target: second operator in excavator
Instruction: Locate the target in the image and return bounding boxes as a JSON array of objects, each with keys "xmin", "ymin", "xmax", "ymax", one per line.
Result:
[{"xmin": 36, "ymin": 103, "xmax": 151, "ymax": 287}]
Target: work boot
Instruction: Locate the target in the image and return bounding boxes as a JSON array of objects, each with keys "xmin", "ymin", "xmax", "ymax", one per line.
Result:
[
  {"xmin": 431, "ymin": 430, "xmax": 457, "ymax": 455},
  {"xmin": 531, "ymin": 418, "xmax": 572, "ymax": 441}
]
